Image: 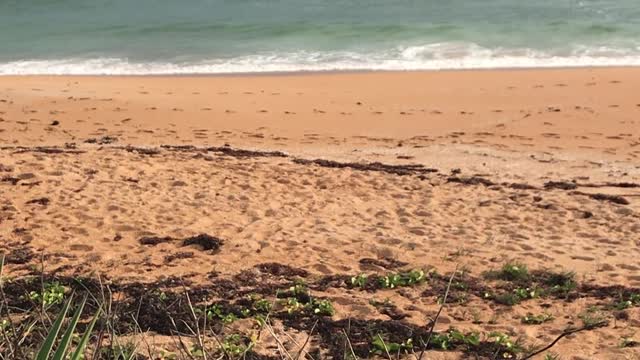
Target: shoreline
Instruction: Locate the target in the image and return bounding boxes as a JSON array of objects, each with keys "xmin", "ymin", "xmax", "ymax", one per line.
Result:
[{"xmin": 2, "ymin": 64, "xmax": 640, "ymax": 78}]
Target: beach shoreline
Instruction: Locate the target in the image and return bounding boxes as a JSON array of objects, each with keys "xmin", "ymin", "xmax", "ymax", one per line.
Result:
[{"xmin": 2, "ymin": 64, "xmax": 640, "ymax": 78}]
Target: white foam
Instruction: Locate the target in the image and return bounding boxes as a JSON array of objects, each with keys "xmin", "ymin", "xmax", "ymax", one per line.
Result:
[{"xmin": 2, "ymin": 43, "xmax": 640, "ymax": 75}]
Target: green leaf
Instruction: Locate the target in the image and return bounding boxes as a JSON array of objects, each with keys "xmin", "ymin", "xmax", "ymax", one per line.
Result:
[
  {"xmin": 52, "ymin": 295, "xmax": 87, "ymax": 359},
  {"xmin": 36, "ymin": 295, "xmax": 73, "ymax": 360}
]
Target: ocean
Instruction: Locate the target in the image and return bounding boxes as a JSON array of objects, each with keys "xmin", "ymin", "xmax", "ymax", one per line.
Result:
[{"xmin": 1, "ymin": 0, "xmax": 639, "ymax": 74}]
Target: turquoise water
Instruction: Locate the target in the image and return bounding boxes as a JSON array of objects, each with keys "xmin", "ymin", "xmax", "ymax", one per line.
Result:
[{"xmin": 1, "ymin": 0, "xmax": 640, "ymax": 74}]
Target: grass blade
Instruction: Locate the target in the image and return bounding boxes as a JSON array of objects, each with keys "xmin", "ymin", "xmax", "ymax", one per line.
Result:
[
  {"xmin": 52, "ymin": 295, "xmax": 87, "ymax": 359},
  {"xmin": 36, "ymin": 294, "xmax": 73, "ymax": 360},
  {"xmin": 70, "ymin": 305, "xmax": 101, "ymax": 360},
  {"xmin": 0, "ymin": 254, "xmax": 4, "ymax": 283}
]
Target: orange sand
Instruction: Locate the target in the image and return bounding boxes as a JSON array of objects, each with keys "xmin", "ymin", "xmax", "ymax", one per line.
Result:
[{"xmin": 1, "ymin": 68, "xmax": 639, "ymax": 358}]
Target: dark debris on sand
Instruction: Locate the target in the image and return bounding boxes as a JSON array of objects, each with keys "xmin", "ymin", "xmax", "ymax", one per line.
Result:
[
  {"xmin": 182, "ymin": 233, "xmax": 224, "ymax": 252},
  {"xmin": 293, "ymin": 158, "xmax": 438, "ymax": 176},
  {"xmin": 84, "ymin": 135, "xmax": 118, "ymax": 145},
  {"xmin": 447, "ymin": 176, "xmax": 495, "ymax": 187},
  {"xmin": 207, "ymin": 145, "xmax": 288, "ymax": 158},
  {"xmin": 574, "ymin": 192, "xmax": 630, "ymax": 205},
  {"xmin": 1, "ymin": 176, "xmax": 20, "ymax": 185},
  {"xmin": 256, "ymin": 262, "xmax": 309, "ymax": 278},
  {"xmin": 138, "ymin": 236, "xmax": 173, "ymax": 246},
  {"xmin": 3, "ymin": 246, "xmax": 35, "ymax": 265},
  {"xmin": 121, "ymin": 146, "xmax": 161, "ymax": 155},
  {"xmin": 359, "ymin": 257, "xmax": 408, "ymax": 270},
  {"xmin": 160, "ymin": 144, "xmax": 288, "ymax": 158},
  {"xmin": 544, "ymin": 181, "xmax": 578, "ymax": 190},
  {"xmin": 25, "ymin": 197, "xmax": 50, "ymax": 206},
  {"xmin": 7, "ymin": 146, "xmax": 85, "ymax": 155}
]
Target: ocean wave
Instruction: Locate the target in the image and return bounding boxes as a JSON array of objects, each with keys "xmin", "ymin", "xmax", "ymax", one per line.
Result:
[{"xmin": 2, "ymin": 44, "xmax": 640, "ymax": 75}]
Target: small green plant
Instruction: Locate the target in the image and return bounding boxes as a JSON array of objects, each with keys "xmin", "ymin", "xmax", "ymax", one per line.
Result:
[
  {"xmin": 493, "ymin": 292, "xmax": 521, "ymax": 306},
  {"xmin": 283, "ymin": 298, "xmax": 303, "ymax": 314},
  {"xmin": 29, "ymin": 281, "xmax": 65, "ymax": 306},
  {"xmin": 487, "ymin": 331, "xmax": 524, "ymax": 356},
  {"xmin": 521, "ymin": 312, "xmax": 554, "ymax": 325},
  {"xmin": 429, "ymin": 328, "xmax": 480, "ymax": 350},
  {"xmin": 487, "ymin": 262, "xmax": 529, "ymax": 282},
  {"xmin": 514, "ymin": 287, "xmax": 541, "ymax": 300},
  {"xmin": 613, "ymin": 293, "xmax": 640, "ymax": 310},
  {"xmin": 492, "ymin": 286, "xmax": 541, "ymax": 306},
  {"xmin": 310, "ymin": 299, "xmax": 335, "ymax": 316},
  {"xmin": 221, "ymin": 313, "xmax": 238, "ymax": 324},
  {"xmin": 350, "ymin": 274, "xmax": 368, "ymax": 288},
  {"xmin": 152, "ymin": 289, "xmax": 168, "ymax": 302},
  {"xmin": 282, "ymin": 297, "xmax": 334, "ymax": 316},
  {"xmin": 204, "ymin": 304, "xmax": 238, "ymax": 324},
  {"xmin": 189, "ymin": 345, "xmax": 205, "ymax": 358},
  {"xmin": 289, "ymin": 280, "xmax": 308, "ymax": 296},
  {"xmin": 371, "ymin": 334, "xmax": 413, "ymax": 355},
  {"xmin": 252, "ymin": 298, "xmax": 272, "ymax": 313},
  {"xmin": 220, "ymin": 334, "xmax": 255, "ymax": 357},
  {"xmin": 543, "ymin": 271, "xmax": 577, "ymax": 297},
  {"xmin": 544, "ymin": 353, "xmax": 560, "ymax": 360},
  {"xmin": 578, "ymin": 309, "xmax": 608, "ymax": 328},
  {"xmin": 379, "ymin": 269, "xmax": 426, "ymax": 289}
]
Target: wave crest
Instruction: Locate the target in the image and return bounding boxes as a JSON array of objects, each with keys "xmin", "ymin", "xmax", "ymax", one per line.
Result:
[{"xmin": 2, "ymin": 43, "xmax": 640, "ymax": 75}]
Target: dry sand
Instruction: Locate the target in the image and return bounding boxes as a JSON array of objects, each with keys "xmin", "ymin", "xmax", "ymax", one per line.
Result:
[{"xmin": 1, "ymin": 68, "xmax": 639, "ymax": 358}]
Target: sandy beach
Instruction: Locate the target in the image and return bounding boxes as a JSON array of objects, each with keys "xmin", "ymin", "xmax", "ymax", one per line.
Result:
[{"xmin": 1, "ymin": 68, "xmax": 640, "ymax": 358}]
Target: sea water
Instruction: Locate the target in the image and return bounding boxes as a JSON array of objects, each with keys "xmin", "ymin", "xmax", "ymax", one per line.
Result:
[{"xmin": 1, "ymin": 0, "xmax": 639, "ymax": 74}]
